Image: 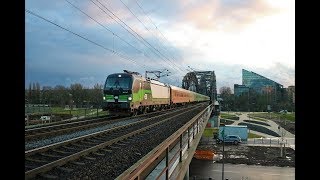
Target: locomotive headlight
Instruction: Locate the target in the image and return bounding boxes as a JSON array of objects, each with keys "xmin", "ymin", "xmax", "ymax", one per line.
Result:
[
  {"xmin": 128, "ymin": 97, "xmax": 132, "ymax": 101},
  {"xmin": 103, "ymin": 96, "xmax": 106, "ymax": 100},
  {"xmin": 114, "ymin": 96, "xmax": 119, "ymax": 99}
]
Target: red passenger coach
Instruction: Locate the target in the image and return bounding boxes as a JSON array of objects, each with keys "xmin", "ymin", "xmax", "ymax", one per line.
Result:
[{"xmin": 170, "ymin": 86, "xmax": 195, "ymax": 104}]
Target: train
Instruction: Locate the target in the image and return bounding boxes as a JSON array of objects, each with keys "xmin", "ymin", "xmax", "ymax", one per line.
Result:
[{"xmin": 102, "ymin": 70, "xmax": 210, "ymax": 116}]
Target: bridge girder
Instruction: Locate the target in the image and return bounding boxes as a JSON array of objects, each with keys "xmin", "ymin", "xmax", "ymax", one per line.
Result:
[{"xmin": 182, "ymin": 71, "xmax": 217, "ymax": 102}]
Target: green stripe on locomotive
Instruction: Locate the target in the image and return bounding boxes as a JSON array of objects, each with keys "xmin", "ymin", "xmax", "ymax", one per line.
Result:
[
  {"xmin": 132, "ymin": 89, "xmax": 152, "ymax": 102},
  {"xmin": 105, "ymin": 94, "xmax": 130, "ymax": 101}
]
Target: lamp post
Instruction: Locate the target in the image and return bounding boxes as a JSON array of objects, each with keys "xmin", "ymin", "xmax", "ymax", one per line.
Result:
[
  {"xmin": 84, "ymin": 100, "xmax": 87, "ymax": 118},
  {"xmin": 69, "ymin": 93, "xmax": 73, "ymax": 115},
  {"xmin": 248, "ymin": 90, "xmax": 250, "ymax": 113},
  {"xmin": 221, "ymin": 125, "xmax": 225, "ymax": 180}
]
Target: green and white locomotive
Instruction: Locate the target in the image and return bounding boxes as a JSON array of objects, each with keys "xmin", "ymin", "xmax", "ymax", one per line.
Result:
[{"xmin": 103, "ymin": 70, "xmax": 209, "ymax": 116}]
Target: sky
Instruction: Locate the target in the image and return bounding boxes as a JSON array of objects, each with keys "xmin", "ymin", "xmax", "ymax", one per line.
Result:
[{"xmin": 25, "ymin": 0, "xmax": 295, "ymax": 93}]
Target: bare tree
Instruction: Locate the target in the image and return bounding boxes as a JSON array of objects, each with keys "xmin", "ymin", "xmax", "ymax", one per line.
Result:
[
  {"xmin": 42, "ymin": 86, "xmax": 53, "ymax": 105},
  {"xmin": 220, "ymin": 86, "xmax": 232, "ymax": 95},
  {"xmin": 54, "ymin": 85, "xmax": 68, "ymax": 107},
  {"xmin": 70, "ymin": 83, "xmax": 84, "ymax": 107},
  {"xmin": 91, "ymin": 83, "xmax": 103, "ymax": 107},
  {"xmin": 219, "ymin": 86, "xmax": 233, "ymax": 111}
]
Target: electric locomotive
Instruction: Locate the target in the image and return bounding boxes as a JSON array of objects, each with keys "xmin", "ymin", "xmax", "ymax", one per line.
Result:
[
  {"xmin": 103, "ymin": 70, "xmax": 210, "ymax": 116},
  {"xmin": 103, "ymin": 70, "xmax": 170, "ymax": 116}
]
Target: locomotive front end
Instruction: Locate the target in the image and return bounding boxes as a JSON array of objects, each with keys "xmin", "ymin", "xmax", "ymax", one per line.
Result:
[{"xmin": 103, "ymin": 73, "xmax": 133, "ymax": 116}]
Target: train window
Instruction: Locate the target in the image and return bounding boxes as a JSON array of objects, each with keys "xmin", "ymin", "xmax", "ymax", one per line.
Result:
[{"xmin": 105, "ymin": 77, "xmax": 132, "ymax": 89}]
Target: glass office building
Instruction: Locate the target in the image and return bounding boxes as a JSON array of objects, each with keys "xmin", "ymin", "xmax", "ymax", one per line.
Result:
[
  {"xmin": 234, "ymin": 84, "xmax": 249, "ymax": 96},
  {"xmin": 242, "ymin": 69, "xmax": 283, "ymax": 100}
]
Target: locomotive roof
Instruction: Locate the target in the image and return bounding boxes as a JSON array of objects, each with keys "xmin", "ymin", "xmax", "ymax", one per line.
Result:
[
  {"xmin": 150, "ymin": 80, "xmax": 168, "ymax": 87},
  {"xmin": 108, "ymin": 72, "xmax": 144, "ymax": 79}
]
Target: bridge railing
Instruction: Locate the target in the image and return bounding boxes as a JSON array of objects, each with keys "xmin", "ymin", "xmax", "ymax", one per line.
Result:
[
  {"xmin": 246, "ymin": 137, "xmax": 295, "ymax": 149},
  {"xmin": 116, "ymin": 103, "xmax": 213, "ymax": 180}
]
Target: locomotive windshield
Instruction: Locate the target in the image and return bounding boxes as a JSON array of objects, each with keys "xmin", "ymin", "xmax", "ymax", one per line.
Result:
[{"xmin": 105, "ymin": 75, "xmax": 132, "ymax": 89}]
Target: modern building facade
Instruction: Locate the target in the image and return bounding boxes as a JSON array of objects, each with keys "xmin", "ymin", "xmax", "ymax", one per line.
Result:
[
  {"xmin": 239, "ymin": 69, "xmax": 284, "ymax": 104},
  {"xmin": 242, "ymin": 69, "xmax": 283, "ymax": 93},
  {"xmin": 287, "ymin": 85, "xmax": 295, "ymax": 104},
  {"xmin": 234, "ymin": 84, "xmax": 249, "ymax": 96}
]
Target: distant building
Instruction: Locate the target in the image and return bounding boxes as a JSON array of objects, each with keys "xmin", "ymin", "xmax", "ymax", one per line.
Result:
[
  {"xmin": 287, "ymin": 86, "xmax": 295, "ymax": 104},
  {"xmin": 234, "ymin": 84, "xmax": 249, "ymax": 96},
  {"xmin": 242, "ymin": 69, "xmax": 283, "ymax": 93},
  {"xmin": 242, "ymin": 69, "xmax": 283, "ymax": 102}
]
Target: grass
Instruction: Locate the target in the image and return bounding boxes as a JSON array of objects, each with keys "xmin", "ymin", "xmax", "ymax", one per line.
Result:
[
  {"xmin": 220, "ymin": 113, "xmax": 238, "ymax": 119},
  {"xmin": 25, "ymin": 108, "xmax": 109, "ymax": 128},
  {"xmin": 42, "ymin": 107, "xmax": 108, "ymax": 117},
  {"xmin": 204, "ymin": 128, "xmax": 265, "ymax": 138},
  {"xmin": 203, "ymin": 128, "xmax": 218, "ymax": 137},
  {"xmin": 248, "ymin": 133, "xmax": 264, "ymax": 138},
  {"xmin": 250, "ymin": 112, "xmax": 295, "ymax": 122},
  {"xmin": 247, "ymin": 115, "xmax": 267, "ymax": 121}
]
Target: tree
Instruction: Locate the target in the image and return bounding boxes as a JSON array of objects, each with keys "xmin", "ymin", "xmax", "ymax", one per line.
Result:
[
  {"xmin": 28, "ymin": 83, "xmax": 32, "ymax": 103},
  {"xmin": 219, "ymin": 86, "xmax": 233, "ymax": 111},
  {"xmin": 36, "ymin": 82, "xmax": 41, "ymax": 104},
  {"xmin": 91, "ymin": 83, "xmax": 103, "ymax": 107},
  {"xmin": 70, "ymin": 83, "xmax": 84, "ymax": 107},
  {"xmin": 54, "ymin": 85, "xmax": 68, "ymax": 107},
  {"xmin": 32, "ymin": 82, "xmax": 36, "ymax": 104},
  {"xmin": 42, "ymin": 86, "xmax": 53, "ymax": 105}
]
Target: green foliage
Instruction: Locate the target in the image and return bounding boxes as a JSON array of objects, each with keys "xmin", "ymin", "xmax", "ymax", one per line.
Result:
[
  {"xmin": 219, "ymin": 86, "xmax": 294, "ymax": 112},
  {"xmin": 220, "ymin": 113, "xmax": 239, "ymax": 120},
  {"xmin": 247, "ymin": 115, "xmax": 267, "ymax": 121},
  {"xmin": 203, "ymin": 128, "xmax": 218, "ymax": 137},
  {"xmin": 248, "ymin": 133, "xmax": 264, "ymax": 138},
  {"xmin": 25, "ymin": 82, "xmax": 103, "ymax": 108},
  {"xmin": 250, "ymin": 112, "xmax": 295, "ymax": 122}
]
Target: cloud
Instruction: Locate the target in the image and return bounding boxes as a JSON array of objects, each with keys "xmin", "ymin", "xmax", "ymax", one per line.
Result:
[
  {"xmin": 25, "ymin": 0, "xmax": 294, "ymax": 90},
  {"xmin": 179, "ymin": 0, "xmax": 278, "ymax": 31},
  {"xmin": 252, "ymin": 62, "xmax": 295, "ymax": 87}
]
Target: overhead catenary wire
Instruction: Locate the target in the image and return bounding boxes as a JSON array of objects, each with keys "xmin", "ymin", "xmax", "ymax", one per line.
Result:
[
  {"xmin": 93, "ymin": 0, "xmax": 184, "ymax": 75},
  {"xmin": 118, "ymin": 0, "xmax": 187, "ymax": 75},
  {"xmin": 65, "ymin": 0, "xmax": 140, "ymax": 55},
  {"xmin": 133, "ymin": 0, "xmax": 187, "ymax": 73},
  {"xmin": 26, "ymin": 8, "xmax": 180, "ymax": 83},
  {"xmin": 88, "ymin": 0, "xmax": 176, "ymax": 73},
  {"xmin": 68, "ymin": 0, "xmax": 183, "ymax": 77},
  {"xmin": 25, "ymin": 9, "xmax": 150, "ymax": 70},
  {"xmin": 28, "ymin": 0, "xmax": 191, "ymax": 84}
]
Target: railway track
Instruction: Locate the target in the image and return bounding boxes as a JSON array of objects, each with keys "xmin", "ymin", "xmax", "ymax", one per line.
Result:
[
  {"xmin": 25, "ymin": 115, "xmax": 118, "ymax": 141},
  {"xmin": 25, "ymin": 108, "xmax": 184, "ymax": 142},
  {"xmin": 25, "ymin": 104, "xmax": 206, "ymax": 179}
]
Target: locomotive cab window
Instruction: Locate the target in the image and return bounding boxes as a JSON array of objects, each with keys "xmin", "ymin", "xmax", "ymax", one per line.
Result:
[{"xmin": 105, "ymin": 76, "xmax": 132, "ymax": 89}]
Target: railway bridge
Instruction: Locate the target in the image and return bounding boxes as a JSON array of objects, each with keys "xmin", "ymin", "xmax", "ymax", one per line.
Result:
[
  {"xmin": 117, "ymin": 104, "xmax": 214, "ymax": 180},
  {"xmin": 25, "ymin": 103, "xmax": 215, "ymax": 179}
]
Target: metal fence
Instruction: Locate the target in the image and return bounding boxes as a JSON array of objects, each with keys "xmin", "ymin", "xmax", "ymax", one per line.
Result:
[
  {"xmin": 25, "ymin": 104, "xmax": 52, "ymax": 114},
  {"xmin": 246, "ymin": 137, "xmax": 295, "ymax": 149}
]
